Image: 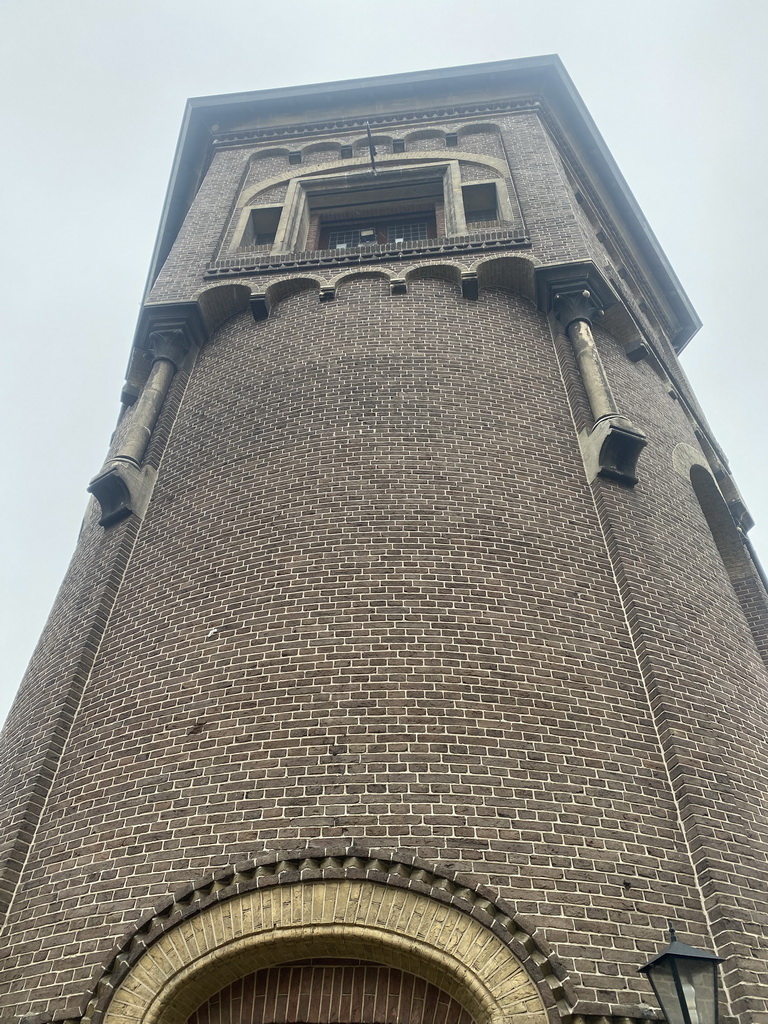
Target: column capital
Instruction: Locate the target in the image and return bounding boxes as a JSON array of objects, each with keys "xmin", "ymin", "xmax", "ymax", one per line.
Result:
[
  {"xmin": 127, "ymin": 301, "xmax": 209, "ymax": 384},
  {"xmin": 147, "ymin": 328, "xmax": 191, "ymax": 369},
  {"xmin": 552, "ymin": 288, "xmax": 603, "ymax": 330},
  {"xmin": 534, "ymin": 261, "xmax": 617, "ymax": 329}
]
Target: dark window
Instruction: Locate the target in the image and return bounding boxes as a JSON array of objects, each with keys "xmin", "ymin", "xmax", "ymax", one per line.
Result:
[
  {"xmin": 386, "ymin": 221, "xmax": 428, "ymax": 243},
  {"xmin": 321, "ymin": 213, "xmax": 435, "ymax": 249},
  {"xmin": 445, "ymin": 132, "xmax": 458, "ymax": 147},
  {"xmin": 462, "ymin": 182, "xmax": 498, "ymax": 224},
  {"xmin": 288, "ymin": 151, "xmax": 302, "ymax": 165},
  {"xmin": 327, "ymin": 227, "xmax": 366, "ymax": 249},
  {"xmin": 340, "ymin": 146, "xmax": 353, "ymax": 159},
  {"xmin": 392, "ymin": 139, "xmax": 406, "ymax": 153},
  {"xmin": 243, "ymin": 207, "xmax": 282, "ymax": 247},
  {"xmin": 308, "ymin": 173, "xmax": 443, "ymax": 252}
]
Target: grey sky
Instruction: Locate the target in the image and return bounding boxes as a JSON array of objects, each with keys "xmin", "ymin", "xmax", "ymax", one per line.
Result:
[{"xmin": 1, "ymin": 0, "xmax": 766, "ymax": 726}]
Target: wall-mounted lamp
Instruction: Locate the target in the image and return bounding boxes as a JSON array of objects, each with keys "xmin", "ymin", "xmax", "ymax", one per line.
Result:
[{"xmin": 639, "ymin": 924, "xmax": 724, "ymax": 1024}]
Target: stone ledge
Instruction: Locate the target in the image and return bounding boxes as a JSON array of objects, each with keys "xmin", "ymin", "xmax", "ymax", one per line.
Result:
[{"xmin": 205, "ymin": 232, "xmax": 531, "ymax": 278}]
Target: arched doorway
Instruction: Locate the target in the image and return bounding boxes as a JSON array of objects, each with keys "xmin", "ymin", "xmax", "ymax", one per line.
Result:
[{"xmin": 186, "ymin": 959, "xmax": 476, "ymax": 1024}]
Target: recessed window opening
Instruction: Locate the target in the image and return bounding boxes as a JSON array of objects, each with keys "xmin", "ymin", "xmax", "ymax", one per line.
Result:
[
  {"xmin": 243, "ymin": 207, "xmax": 282, "ymax": 248},
  {"xmin": 313, "ymin": 174, "xmax": 443, "ymax": 250},
  {"xmin": 324, "ymin": 213, "xmax": 434, "ymax": 249},
  {"xmin": 462, "ymin": 182, "xmax": 498, "ymax": 224}
]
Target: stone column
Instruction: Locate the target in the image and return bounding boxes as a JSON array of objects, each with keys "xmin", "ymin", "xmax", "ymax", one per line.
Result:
[
  {"xmin": 88, "ymin": 314, "xmax": 202, "ymax": 527},
  {"xmin": 553, "ymin": 287, "xmax": 620, "ymax": 423},
  {"xmin": 553, "ymin": 284, "xmax": 647, "ymax": 485},
  {"xmin": 114, "ymin": 329, "xmax": 189, "ymax": 467},
  {"xmin": 536, "ymin": 264, "xmax": 648, "ymax": 486}
]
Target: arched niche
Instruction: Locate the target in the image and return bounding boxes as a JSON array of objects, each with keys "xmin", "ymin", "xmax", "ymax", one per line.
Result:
[
  {"xmin": 251, "ymin": 148, "xmax": 291, "ymax": 162},
  {"xmin": 473, "ymin": 255, "xmax": 538, "ymax": 303},
  {"xmin": 405, "ymin": 263, "xmax": 463, "ymax": 291},
  {"xmin": 350, "ymin": 135, "xmax": 395, "ymax": 158},
  {"xmin": 301, "ymin": 141, "xmax": 344, "ymax": 161},
  {"xmin": 264, "ymin": 276, "xmax": 322, "ymax": 307},
  {"xmin": 689, "ymin": 463, "xmax": 750, "ymax": 580},
  {"xmin": 196, "ymin": 284, "xmax": 252, "ymax": 334},
  {"xmin": 457, "ymin": 123, "xmax": 501, "ymax": 139},
  {"xmin": 101, "ymin": 880, "xmax": 550, "ymax": 1024},
  {"xmin": 333, "ymin": 270, "xmax": 393, "ymax": 295},
  {"xmin": 672, "ymin": 454, "xmax": 768, "ymax": 663}
]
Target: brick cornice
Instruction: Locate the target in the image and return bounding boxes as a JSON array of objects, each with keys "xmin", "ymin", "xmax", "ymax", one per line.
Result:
[
  {"xmin": 211, "ymin": 99, "xmax": 541, "ymax": 149},
  {"xmin": 205, "ymin": 231, "xmax": 531, "ymax": 279}
]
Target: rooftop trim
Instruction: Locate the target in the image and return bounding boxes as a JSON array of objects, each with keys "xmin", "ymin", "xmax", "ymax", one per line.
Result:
[{"xmin": 143, "ymin": 56, "xmax": 700, "ymax": 351}]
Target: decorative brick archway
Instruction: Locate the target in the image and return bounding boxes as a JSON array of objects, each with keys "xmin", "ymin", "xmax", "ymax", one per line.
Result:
[{"xmin": 102, "ymin": 880, "xmax": 550, "ymax": 1024}]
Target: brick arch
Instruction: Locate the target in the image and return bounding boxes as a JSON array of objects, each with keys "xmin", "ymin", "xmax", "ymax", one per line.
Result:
[
  {"xmin": 469, "ymin": 254, "xmax": 539, "ymax": 302},
  {"xmin": 351, "ymin": 134, "xmax": 395, "ymax": 150},
  {"xmin": 457, "ymin": 123, "xmax": 502, "ymax": 138},
  {"xmin": 195, "ymin": 284, "xmax": 252, "ymax": 334},
  {"xmin": 402, "ymin": 129, "xmax": 446, "ymax": 146},
  {"xmin": 332, "ymin": 269, "xmax": 394, "ymax": 293},
  {"xmin": 404, "ymin": 263, "xmax": 463, "ymax": 290},
  {"xmin": 235, "ymin": 152, "xmax": 513, "ymax": 211},
  {"xmin": 186, "ymin": 959, "xmax": 476, "ymax": 1024},
  {"xmin": 250, "ymin": 148, "xmax": 291, "ymax": 161},
  {"xmin": 263, "ymin": 276, "xmax": 323, "ymax": 307},
  {"xmin": 82, "ymin": 848, "xmax": 571, "ymax": 1024},
  {"xmin": 301, "ymin": 141, "xmax": 344, "ymax": 159},
  {"xmin": 100, "ymin": 880, "xmax": 551, "ymax": 1024}
]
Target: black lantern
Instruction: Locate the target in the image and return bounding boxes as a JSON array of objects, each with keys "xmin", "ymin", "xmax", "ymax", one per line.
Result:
[{"xmin": 639, "ymin": 925, "xmax": 724, "ymax": 1024}]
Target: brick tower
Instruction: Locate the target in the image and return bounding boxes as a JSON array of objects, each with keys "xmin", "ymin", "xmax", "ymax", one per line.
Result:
[{"xmin": 1, "ymin": 57, "xmax": 766, "ymax": 1024}]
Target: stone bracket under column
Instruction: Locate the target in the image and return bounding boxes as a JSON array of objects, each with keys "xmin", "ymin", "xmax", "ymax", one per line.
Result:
[
  {"xmin": 88, "ymin": 460, "xmax": 158, "ymax": 527},
  {"xmin": 579, "ymin": 416, "xmax": 648, "ymax": 486}
]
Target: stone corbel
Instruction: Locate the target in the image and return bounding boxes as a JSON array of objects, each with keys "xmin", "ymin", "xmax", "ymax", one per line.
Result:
[
  {"xmin": 461, "ymin": 271, "xmax": 479, "ymax": 300},
  {"xmin": 250, "ymin": 294, "xmax": 269, "ymax": 322},
  {"xmin": 88, "ymin": 303, "xmax": 207, "ymax": 527},
  {"xmin": 536, "ymin": 263, "xmax": 647, "ymax": 486}
]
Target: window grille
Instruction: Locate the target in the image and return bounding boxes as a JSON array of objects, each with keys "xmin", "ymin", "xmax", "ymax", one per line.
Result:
[
  {"xmin": 386, "ymin": 221, "xmax": 428, "ymax": 243},
  {"xmin": 328, "ymin": 228, "xmax": 363, "ymax": 249}
]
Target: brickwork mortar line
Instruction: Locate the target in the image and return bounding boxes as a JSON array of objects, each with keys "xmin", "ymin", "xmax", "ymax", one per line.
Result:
[
  {"xmin": 542, "ymin": 313, "xmax": 736, "ymax": 1022},
  {"xmin": 0, "ymin": 354, "xmax": 198, "ymax": 943}
]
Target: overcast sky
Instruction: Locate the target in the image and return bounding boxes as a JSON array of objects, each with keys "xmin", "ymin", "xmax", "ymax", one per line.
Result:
[{"xmin": 1, "ymin": 0, "xmax": 766, "ymax": 726}]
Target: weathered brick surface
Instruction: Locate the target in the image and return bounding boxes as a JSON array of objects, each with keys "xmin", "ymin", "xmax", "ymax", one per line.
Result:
[
  {"xmin": 0, "ymin": 406, "xmax": 143, "ymax": 923},
  {"xmin": 588, "ymin": 329, "xmax": 768, "ymax": 1022},
  {"xmin": 1, "ymin": 68, "xmax": 765, "ymax": 1024},
  {"xmin": 0, "ymin": 282, "xmax": 711, "ymax": 1018}
]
